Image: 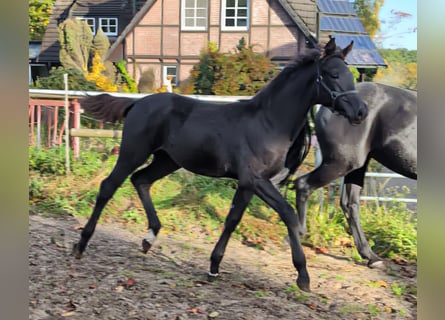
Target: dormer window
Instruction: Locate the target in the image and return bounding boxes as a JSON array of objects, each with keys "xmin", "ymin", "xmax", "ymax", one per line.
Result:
[
  {"xmin": 99, "ymin": 18, "xmax": 118, "ymax": 36},
  {"xmin": 77, "ymin": 17, "xmax": 96, "ymax": 34}
]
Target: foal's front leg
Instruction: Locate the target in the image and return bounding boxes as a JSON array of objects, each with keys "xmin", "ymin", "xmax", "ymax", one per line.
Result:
[{"xmin": 209, "ymin": 187, "xmax": 253, "ymax": 277}]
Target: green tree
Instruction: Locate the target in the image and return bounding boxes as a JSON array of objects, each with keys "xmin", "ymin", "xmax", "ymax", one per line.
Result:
[
  {"xmin": 190, "ymin": 42, "xmax": 222, "ymax": 95},
  {"xmin": 58, "ymin": 18, "xmax": 93, "ymax": 73},
  {"xmin": 29, "ymin": 0, "xmax": 56, "ymax": 40},
  {"xmin": 353, "ymin": 0, "xmax": 384, "ymax": 38}
]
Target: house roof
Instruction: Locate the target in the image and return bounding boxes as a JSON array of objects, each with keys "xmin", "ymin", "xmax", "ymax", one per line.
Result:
[
  {"xmin": 278, "ymin": 0, "xmax": 318, "ymax": 41},
  {"xmin": 39, "ymin": 0, "xmax": 148, "ymax": 63},
  {"xmin": 317, "ymin": 0, "xmax": 386, "ymax": 68}
]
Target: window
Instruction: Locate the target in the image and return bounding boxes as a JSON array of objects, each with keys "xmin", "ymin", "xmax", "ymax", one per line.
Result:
[
  {"xmin": 221, "ymin": 0, "xmax": 249, "ymax": 31},
  {"xmin": 163, "ymin": 65, "xmax": 178, "ymax": 88},
  {"xmin": 181, "ymin": 0, "xmax": 208, "ymax": 31},
  {"xmin": 77, "ymin": 17, "xmax": 96, "ymax": 34},
  {"xmin": 99, "ymin": 18, "xmax": 118, "ymax": 36}
]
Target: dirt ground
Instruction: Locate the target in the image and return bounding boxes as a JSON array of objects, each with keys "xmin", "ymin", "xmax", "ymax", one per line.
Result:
[{"xmin": 29, "ymin": 213, "xmax": 417, "ymax": 320}]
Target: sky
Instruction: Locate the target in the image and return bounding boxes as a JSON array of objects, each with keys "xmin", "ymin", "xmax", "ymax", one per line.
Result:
[{"xmin": 375, "ymin": 0, "xmax": 417, "ymax": 50}]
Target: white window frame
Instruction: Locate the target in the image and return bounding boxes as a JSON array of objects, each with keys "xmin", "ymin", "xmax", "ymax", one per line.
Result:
[
  {"xmin": 163, "ymin": 65, "xmax": 178, "ymax": 86},
  {"xmin": 181, "ymin": 0, "xmax": 208, "ymax": 31},
  {"xmin": 77, "ymin": 17, "xmax": 96, "ymax": 34},
  {"xmin": 99, "ymin": 17, "xmax": 118, "ymax": 36},
  {"xmin": 221, "ymin": 0, "xmax": 249, "ymax": 31}
]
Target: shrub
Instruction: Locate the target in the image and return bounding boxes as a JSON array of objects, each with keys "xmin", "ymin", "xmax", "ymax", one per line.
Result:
[
  {"xmin": 138, "ymin": 68, "xmax": 156, "ymax": 93},
  {"xmin": 33, "ymin": 67, "xmax": 98, "ymax": 90},
  {"xmin": 190, "ymin": 39, "xmax": 278, "ymax": 96}
]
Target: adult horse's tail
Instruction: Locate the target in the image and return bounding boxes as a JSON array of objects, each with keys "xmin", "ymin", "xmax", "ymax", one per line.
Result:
[{"xmin": 80, "ymin": 94, "xmax": 137, "ymax": 123}]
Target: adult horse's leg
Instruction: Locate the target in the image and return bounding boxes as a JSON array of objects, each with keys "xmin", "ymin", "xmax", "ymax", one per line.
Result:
[
  {"xmin": 130, "ymin": 151, "xmax": 180, "ymax": 253},
  {"xmin": 209, "ymin": 187, "xmax": 254, "ymax": 276},
  {"xmin": 295, "ymin": 163, "xmax": 348, "ymax": 237},
  {"xmin": 253, "ymin": 178, "xmax": 310, "ymax": 292},
  {"xmin": 340, "ymin": 166, "xmax": 383, "ymax": 268}
]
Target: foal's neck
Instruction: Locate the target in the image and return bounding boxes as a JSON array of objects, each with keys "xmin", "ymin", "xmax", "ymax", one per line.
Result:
[{"xmin": 256, "ymin": 63, "xmax": 317, "ymax": 138}]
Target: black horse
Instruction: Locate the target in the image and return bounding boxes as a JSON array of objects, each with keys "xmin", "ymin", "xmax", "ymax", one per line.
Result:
[
  {"xmin": 73, "ymin": 38, "xmax": 368, "ymax": 292},
  {"xmin": 287, "ymin": 82, "xmax": 416, "ymax": 267}
]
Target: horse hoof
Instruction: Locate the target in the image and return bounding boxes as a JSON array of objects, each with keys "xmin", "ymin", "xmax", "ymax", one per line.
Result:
[
  {"xmin": 368, "ymin": 259, "xmax": 385, "ymax": 269},
  {"xmin": 72, "ymin": 243, "xmax": 83, "ymax": 259},
  {"xmin": 296, "ymin": 279, "xmax": 311, "ymax": 293},
  {"xmin": 141, "ymin": 239, "xmax": 152, "ymax": 253},
  {"xmin": 207, "ymin": 272, "xmax": 219, "ymax": 282}
]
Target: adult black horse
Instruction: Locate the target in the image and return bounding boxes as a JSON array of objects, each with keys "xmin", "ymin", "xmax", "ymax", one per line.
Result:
[
  {"xmin": 73, "ymin": 38, "xmax": 368, "ymax": 292},
  {"xmin": 287, "ymin": 82, "xmax": 416, "ymax": 267}
]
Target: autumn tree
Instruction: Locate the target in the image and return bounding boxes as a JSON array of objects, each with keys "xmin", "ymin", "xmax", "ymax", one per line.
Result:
[
  {"xmin": 374, "ymin": 48, "xmax": 417, "ymax": 90},
  {"xmin": 29, "ymin": 0, "xmax": 56, "ymax": 40},
  {"xmin": 353, "ymin": 0, "xmax": 384, "ymax": 38},
  {"xmin": 92, "ymin": 28, "xmax": 116, "ymax": 81}
]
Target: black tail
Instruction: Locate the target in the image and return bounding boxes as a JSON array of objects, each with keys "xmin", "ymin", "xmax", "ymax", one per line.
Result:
[
  {"xmin": 282, "ymin": 120, "xmax": 312, "ymax": 183},
  {"xmin": 80, "ymin": 94, "xmax": 137, "ymax": 123}
]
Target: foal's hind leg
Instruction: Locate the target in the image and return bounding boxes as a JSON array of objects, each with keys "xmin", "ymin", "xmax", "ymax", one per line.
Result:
[
  {"xmin": 73, "ymin": 157, "xmax": 146, "ymax": 258},
  {"xmin": 130, "ymin": 151, "xmax": 179, "ymax": 253},
  {"xmin": 341, "ymin": 168, "xmax": 384, "ymax": 268},
  {"xmin": 209, "ymin": 187, "xmax": 253, "ymax": 277},
  {"xmin": 252, "ymin": 178, "xmax": 310, "ymax": 292}
]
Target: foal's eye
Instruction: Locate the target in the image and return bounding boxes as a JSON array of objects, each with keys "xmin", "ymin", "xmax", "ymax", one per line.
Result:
[{"xmin": 330, "ymin": 73, "xmax": 339, "ymax": 79}]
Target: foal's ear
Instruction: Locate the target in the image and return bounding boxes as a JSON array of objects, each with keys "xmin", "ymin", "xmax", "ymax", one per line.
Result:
[
  {"xmin": 324, "ymin": 36, "xmax": 336, "ymax": 56},
  {"xmin": 342, "ymin": 41, "xmax": 354, "ymax": 59}
]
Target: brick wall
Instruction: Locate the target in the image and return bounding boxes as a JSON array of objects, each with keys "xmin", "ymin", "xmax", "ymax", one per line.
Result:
[{"xmin": 124, "ymin": 0, "xmax": 305, "ymax": 87}]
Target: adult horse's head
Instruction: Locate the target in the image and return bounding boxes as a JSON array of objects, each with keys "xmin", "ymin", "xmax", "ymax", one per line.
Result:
[{"xmin": 316, "ymin": 37, "xmax": 368, "ymax": 124}]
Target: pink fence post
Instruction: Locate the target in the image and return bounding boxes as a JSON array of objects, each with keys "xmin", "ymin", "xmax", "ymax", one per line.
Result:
[
  {"xmin": 72, "ymin": 99, "xmax": 81, "ymax": 159},
  {"xmin": 29, "ymin": 103, "xmax": 35, "ymax": 145},
  {"xmin": 53, "ymin": 106, "xmax": 59, "ymax": 146}
]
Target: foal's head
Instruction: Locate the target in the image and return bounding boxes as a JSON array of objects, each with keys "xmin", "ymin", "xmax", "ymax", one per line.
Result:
[{"xmin": 316, "ymin": 37, "xmax": 368, "ymax": 124}]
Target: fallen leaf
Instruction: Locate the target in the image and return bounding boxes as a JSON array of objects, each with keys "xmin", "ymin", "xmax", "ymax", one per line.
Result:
[
  {"xmin": 308, "ymin": 304, "xmax": 317, "ymax": 310},
  {"xmin": 209, "ymin": 311, "xmax": 220, "ymax": 318},
  {"xmin": 61, "ymin": 311, "xmax": 75, "ymax": 317},
  {"xmin": 315, "ymin": 247, "xmax": 329, "ymax": 254},
  {"xmin": 384, "ymin": 306, "xmax": 392, "ymax": 313},
  {"xmin": 374, "ymin": 280, "xmax": 388, "ymax": 288},
  {"xmin": 114, "ymin": 285, "xmax": 124, "ymax": 292},
  {"xmin": 187, "ymin": 308, "xmax": 204, "ymax": 314},
  {"xmin": 392, "ymin": 257, "xmax": 409, "ymax": 265},
  {"xmin": 73, "ymin": 225, "xmax": 84, "ymax": 231},
  {"xmin": 89, "ymin": 284, "xmax": 96, "ymax": 289},
  {"xmin": 125, "ymin": 277, "xmax": 136, "ymax": 289}
]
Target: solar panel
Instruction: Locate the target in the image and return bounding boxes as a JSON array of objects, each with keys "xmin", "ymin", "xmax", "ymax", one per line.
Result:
[
  {"xmin": 318, "ymin": 0, "xmax": 356, "ymax": 15},
  {"xmin": 320, "ymin": 16, "xmax": 366, "ymax": 33},
  {"xmin": 332, "ymin": 34, "xmax": 386, "ymax": 66}
]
